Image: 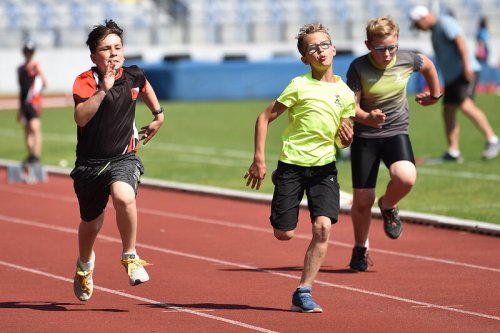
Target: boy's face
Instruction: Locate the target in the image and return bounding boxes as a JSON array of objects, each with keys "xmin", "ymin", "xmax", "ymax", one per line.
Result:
[
  {"xmin": 366, "ymin": 34, "xmax": 399, "ymax": 67},
  {"xmin": 301, "ymin": 32, "xmax": 336, "ymax": 69},
  {"xmin": 90, "ymin": 33, "xmax": 124, "ymax": 75}
]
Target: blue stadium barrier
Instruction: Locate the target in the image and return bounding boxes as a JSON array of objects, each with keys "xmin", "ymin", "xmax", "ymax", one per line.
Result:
[{"xmin": 127, "ymin": 56, "xmax": 497, "ymax": 101}]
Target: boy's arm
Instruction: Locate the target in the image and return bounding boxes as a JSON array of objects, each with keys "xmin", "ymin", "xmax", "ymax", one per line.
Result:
[
  {"xmin": 138, "ymin": 80, "xmax": 164, "ymax": 144},
  {"xmin": 35, "ymin": 63, "xmax": 48, "ymax": 90},
  {"xmin": 415, "ymin": 54, "xmax": 442, "ymax": 106},
  {"xmin": 244, "ymin": 100, "xmax": 287, "ymax": 190},
  {"xmin": 74, "ymin": 61, "xmax": 115, "ymax": 127},
  {"xmin": 353, "ymin": 91, "xmax": 386, "ymax": 128}
]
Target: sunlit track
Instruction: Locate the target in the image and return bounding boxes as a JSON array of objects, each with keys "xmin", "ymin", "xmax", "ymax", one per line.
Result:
[
  {"xmin": 0, "ymin": 260, "xmax": 279, "ymax": 333},
  {"xmin": 1, "ymin": 213, "xmax": 499, "ymax": 322},
  {"xmin": 0, "ymin": 184, "xmax": 499, "ymax": 273}
]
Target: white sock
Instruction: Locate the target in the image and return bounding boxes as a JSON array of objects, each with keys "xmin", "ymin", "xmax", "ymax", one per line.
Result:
[
  {"xmin": 487, "ymin": 136, "xmax": 499, "ymax": 144},
  {"xmin": 122, "ymin": 250, "xmax": 138, "ymax": 259},
  {"xmin": 78, "ymin": 251, "xmax": 95, "ymax": 271},
  {"xmin": 447, "ymin": 149, "xmax": 461, "ymax": 157},
  {"xmin": 355, "ymin": 240, "xmax": 369, "ymax": 249}
]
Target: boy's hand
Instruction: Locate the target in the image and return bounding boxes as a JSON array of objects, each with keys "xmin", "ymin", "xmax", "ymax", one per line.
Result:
[
  {"xmin": 336, "ymin": 118, "xmax": 354, "ymax": 148},
  {"xmin": 139, "ymin": 118, "xmax": 163, "ymax": 144},
  {"xmin": 244, "ymin": 161, "xmax": 266, "ymax": 190},
  {"xmin": 365, "ymin": 109, "xmax": 386, "ymax": 128},
  {"xmin": 101, "ymin": 60, "xmax": 116, "ymax": 92},
  {"xmin": 415, "ymin": 92, "xmax": 441, "ymax": 106}
]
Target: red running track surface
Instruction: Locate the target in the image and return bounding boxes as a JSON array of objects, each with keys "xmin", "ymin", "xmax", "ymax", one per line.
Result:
[{"xmin": 0, "ymin": 169, "xmax": 499, "ymax": 332}]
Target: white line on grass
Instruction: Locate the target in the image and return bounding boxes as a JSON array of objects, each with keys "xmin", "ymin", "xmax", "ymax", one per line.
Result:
[
  {"xmin": 0, "ymin": 214, "xmax": 499, "ymax": 322},
  {"xmin": 0, "ymin": 260, "xmax": 279, "ymax": 333},
  {"xmin": 0, "ymin": 185, "xmax": 498, "ymax": 273},
  {"xmin": 2, "ymin": 127, "xmax": 499, "ymax": 182}
]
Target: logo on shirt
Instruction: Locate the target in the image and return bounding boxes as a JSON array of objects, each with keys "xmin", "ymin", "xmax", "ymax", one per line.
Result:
[
  {"xmin": 333, "ymin": 94, "xmax": 342, "ymax": 107},
  {"xmin": 131, "ymin": 87, "xmax": 140, "ymax": 100}
]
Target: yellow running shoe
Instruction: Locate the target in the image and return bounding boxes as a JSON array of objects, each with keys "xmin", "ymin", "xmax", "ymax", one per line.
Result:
[
  {"xmin": 73, "ymin": 259, "xmax": 94, "ymax": 301},
  {"xmin": 121, "ymin": 253, "xmax": 151, "ymax": 286}
]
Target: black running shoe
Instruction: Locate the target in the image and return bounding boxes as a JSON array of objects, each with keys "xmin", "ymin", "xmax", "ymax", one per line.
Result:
[
  {"xmin": 378, "ymin": 199, "xmax": 402, "ymax": 239},
  {"xmin": 349, "ymin": 246, "xmax": 371, "ymax": 272}
]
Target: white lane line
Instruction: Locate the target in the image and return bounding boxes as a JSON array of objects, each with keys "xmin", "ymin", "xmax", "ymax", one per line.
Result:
[
  {"xmin": 137, "ymin": 208, "xmax": 500, "ymax": 273},
  {"xmin": 0, "ymin": 214, "xmax": 499, "ymax": 322},
  {"xmin": 0, "ymin": 185, "xmax": 499, "ymax": 273},
  {"xmin": 0, "ymin": 260, "xmax": 278, "ymax": 333}
]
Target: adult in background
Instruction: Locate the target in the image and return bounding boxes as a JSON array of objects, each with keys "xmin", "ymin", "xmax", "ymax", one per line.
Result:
[
  {"xmin": 409, "ymin": 5, "xmax": 499, "ymax": 162},
  {"xmin": 17, "ymin": 41, "xmax": 47, "ymax": 166}
]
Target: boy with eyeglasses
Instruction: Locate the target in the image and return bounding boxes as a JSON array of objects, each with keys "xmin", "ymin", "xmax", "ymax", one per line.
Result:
[
  {"xmin": 345, "ymin": 16, "xmax": 441, "ymax": 271},
  {"xmin": 244, "ymin": 23, "xmax": 355, "ymax": 313}
]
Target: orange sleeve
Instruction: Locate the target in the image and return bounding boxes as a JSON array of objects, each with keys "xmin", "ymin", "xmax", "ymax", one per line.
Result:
[{"xmin": 72, "ymin": 70, "xmax": 97, "ymax": 106}]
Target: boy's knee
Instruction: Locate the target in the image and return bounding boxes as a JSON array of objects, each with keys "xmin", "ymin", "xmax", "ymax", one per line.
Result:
[{"xmin": 274, "ymin": 228, "xmax": 294, "ymax": 240}]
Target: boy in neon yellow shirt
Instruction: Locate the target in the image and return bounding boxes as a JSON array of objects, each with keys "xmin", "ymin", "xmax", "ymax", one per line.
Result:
[{"xmin": 244, "ymin": 23, "xmax": 355, "ymax": 313}]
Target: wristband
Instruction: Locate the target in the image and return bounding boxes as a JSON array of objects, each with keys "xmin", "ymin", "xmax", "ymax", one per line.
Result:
[
  {"xmin": 431, "ymin": 93, "xmax": 443, "ymax": 100},
  {"xmin": 152, "ymin": 106, "xmax": 163, "ymax": 116}
]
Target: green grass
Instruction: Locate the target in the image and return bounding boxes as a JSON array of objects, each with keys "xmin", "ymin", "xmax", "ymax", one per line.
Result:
[{"xmin": 1, "ymin": 95, "xmax": 499, "ymax": 224}]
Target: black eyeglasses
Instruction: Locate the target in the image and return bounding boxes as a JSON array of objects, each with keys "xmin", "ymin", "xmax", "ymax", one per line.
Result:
[
  {"xmin": 305, "ymin": 40, "xmax": 332, "ymax": 55},
  {"xmin": 372, "ymin": 44, "xmax": 399, "ymax": 53}
]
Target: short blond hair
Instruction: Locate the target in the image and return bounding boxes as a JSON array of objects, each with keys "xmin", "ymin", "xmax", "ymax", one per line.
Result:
[
  {"xmin": 296, "ymin": 23, "xmax": 331, "ymax": 55},
  {"xmin": 366, "ymin": 16, "xmax": 399, "ymax": 41}
]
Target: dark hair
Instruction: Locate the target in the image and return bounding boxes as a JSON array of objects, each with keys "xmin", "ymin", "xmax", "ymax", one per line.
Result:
[{"xmin": 86, "ymin": 19, "xmax": 123, "ymax": 53}]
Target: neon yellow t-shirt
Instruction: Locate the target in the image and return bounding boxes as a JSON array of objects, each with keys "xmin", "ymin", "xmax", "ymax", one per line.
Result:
[{"xmin": 276, "ymin": 72, "xmax": 355, "ymax": 166}]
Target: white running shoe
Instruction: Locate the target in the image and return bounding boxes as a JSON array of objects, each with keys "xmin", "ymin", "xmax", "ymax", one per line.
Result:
[
  {"xmin": 73, "ymin": 254, "xmax": 95, "ymax": 301},
  {"xmin": 121, "ymin": 253, "xmax": 151, "ymax": 286}
]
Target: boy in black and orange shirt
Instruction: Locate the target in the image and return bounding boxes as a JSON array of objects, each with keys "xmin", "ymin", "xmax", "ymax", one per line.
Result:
[{"xmin": 71, "ymin": 20, "xmax": 164, "ymax": 301}]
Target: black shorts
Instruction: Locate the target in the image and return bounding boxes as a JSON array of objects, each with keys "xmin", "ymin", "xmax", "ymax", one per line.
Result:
[
  {"xmin": 70, "ymin": 153, "xmax": 144, "ymax": 222},
  {"xmin": 270, "ymin": 161, "xmax": 340, "ymax": 231},
  {"xmin": 20, "ymin": 103, "xmax": 40, "ymax": 121},
  {"xmin": 351, "ymin": 134, "xmax": 415, "ymax": 189},
  {"xmin": 443, "ymin": 73, "xmax": 478, "ymax": 104}
]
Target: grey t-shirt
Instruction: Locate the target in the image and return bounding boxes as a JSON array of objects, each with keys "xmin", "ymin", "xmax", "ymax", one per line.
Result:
[{"xmin": 346, "ymin": 50, "xmax": 423, "ymax": 138}]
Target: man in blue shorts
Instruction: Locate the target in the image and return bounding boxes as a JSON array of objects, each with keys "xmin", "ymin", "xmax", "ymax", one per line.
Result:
[
  {"xmin": 245, "ymin": 23, "xmax": 355, "ymax": 313},
  {"xmin": 410, "ymin": 5, "xmax": 499, "ymax": 161}
]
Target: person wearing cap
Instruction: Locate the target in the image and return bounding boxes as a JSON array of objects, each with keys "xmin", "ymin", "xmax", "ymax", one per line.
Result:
[
  {"xmin": 409, "ymin": 5, "xmax": 499, "ymax": 162},
  {"xmin": 17, "ymin": 40, "xmax": 48, "ymax": 166}
]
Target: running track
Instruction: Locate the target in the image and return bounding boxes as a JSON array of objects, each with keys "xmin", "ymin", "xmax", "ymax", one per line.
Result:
[{"xmin": 1, "ymin": 169, "xmax": 499, "ymax": 333}]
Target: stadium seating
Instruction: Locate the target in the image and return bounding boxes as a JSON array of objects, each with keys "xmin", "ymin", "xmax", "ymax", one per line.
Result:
[{"xmin": 0, "ymin": 0, "xmax": 499, "ymax": 59}]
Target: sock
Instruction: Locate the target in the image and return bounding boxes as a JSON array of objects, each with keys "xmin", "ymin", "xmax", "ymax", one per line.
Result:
[
  {"xmin": 355, "ymin": 240, "xmax": 369, "ymax": 249},
  {"xmin": 122, "ymin": 250, "xmax": 137, "ymax": 259},
  {"xmin": 447, "ymin": 149, "xmax": 460, "ymax": 158},
  {"xmin": 78, "ymin": 252, "xmax": 95, "ymax": 271},
  {"xmin": 487, "ymin": 136, "xmax": 499, "ymax": 144}
]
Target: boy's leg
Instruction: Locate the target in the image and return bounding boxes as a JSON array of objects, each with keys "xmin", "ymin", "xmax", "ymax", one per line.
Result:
[
  {"xmin": 110, "ymin": 181, "xmax": 137, "ymax": 253},
  {"xmin": 299, "ymin": 216, "xmax": 331, "ymax": 288},
  {"xmin": 110, "ymin": 180, "xmax": 150, "ymax": 285},
  {"xmin": 74, "ymin": 214, "xmax": 103, "ymax": 301},
  {"xmin": 380, "ymin": 161, "xmax": 416, "ymax": 209},
  {"xmin": 78, "ymin": 213, "xmax": 104, "ymax": 262},
  {"xmin": 351, "ymin": 188, "xmax": 376, "ymax": 246}
]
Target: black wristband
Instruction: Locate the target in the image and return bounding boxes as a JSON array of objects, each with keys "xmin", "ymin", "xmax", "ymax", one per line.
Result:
[
  {"xmin": 431, "ymin": 93, "xmax": 443, "ymax": 100},
  {"xmin": 152, "ymin": 106, "xmax": 163, "ymax": 116}
]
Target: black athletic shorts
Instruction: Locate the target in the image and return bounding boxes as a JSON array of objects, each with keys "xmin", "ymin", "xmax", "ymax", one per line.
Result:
[
  {"xmin": 443, "ymin": 72, "xmax": 478, "ymax": 104},
  {"xmin": 351, "ymin": 134, "xmax": 415, "ymax": 189},
  {"xmin": 270, "ymin": 160, "xmax": 340, "ymax": 231},
  {"xmin": 20, "ymin": 103, "xmax": 40, "ymax": 121},
  {"xmin": 70, "ymin": 153, "xmax": 144, "ymax": 222}
]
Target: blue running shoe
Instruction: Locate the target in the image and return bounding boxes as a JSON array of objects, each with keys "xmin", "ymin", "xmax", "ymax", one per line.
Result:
[{"xmin": 291, "ymin": 287, "xmax": 323, "ymax": 313}]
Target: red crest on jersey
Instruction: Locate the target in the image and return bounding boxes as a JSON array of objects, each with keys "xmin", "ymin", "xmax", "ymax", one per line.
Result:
[{"xmin": 131, "ymin": 87, "xmax": 139, "ymax": 100}]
